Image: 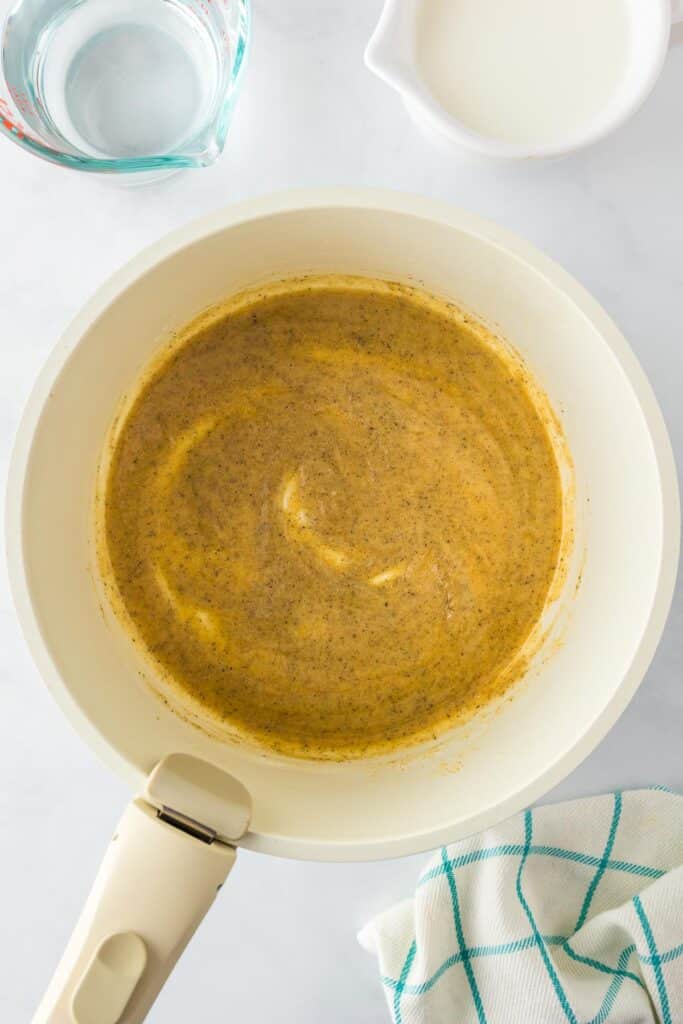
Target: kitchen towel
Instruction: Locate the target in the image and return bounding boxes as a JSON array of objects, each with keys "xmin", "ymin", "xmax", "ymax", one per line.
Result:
[{"xmin": 359, "ymin": 789, "xmax": 683, "ymax": 1023}]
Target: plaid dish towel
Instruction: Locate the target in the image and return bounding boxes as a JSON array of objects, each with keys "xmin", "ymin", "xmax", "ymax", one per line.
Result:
[{"xmin": 359, "ymin": 790, "xmax": 683, "ymax": 1023}]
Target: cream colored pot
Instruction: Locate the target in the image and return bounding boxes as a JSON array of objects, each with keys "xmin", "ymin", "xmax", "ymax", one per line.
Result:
[{"xmin": 7, "ymin": 190, "xmax": 679, "ymax": 1023}]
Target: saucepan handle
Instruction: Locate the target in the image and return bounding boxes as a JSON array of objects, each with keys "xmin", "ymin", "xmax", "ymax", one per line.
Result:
[{"xmin": 33, "ymin": 798, "xmax": 236, "ymax": 1024}]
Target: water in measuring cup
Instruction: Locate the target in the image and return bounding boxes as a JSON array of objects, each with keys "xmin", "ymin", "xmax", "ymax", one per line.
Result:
[{"xmin": 26, "ymin": 0, "xmax": 222, "ymax": 159}]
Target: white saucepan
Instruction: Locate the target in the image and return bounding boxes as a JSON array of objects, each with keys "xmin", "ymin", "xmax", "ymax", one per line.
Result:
[{"xmin": 7, "ymin": 190, "xmax": 679, "ymax": 1023}]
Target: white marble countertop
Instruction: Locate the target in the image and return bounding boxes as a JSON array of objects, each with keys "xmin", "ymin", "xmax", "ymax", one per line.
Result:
[{"xmin": 1, "ymin": 2, "xmax": 681, "ymax": 1020}]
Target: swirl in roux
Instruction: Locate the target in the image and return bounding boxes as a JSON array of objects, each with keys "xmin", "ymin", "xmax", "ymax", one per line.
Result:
[{"xmin": 102, "ymin": 277, "xmax": 564, "ymax": 757}]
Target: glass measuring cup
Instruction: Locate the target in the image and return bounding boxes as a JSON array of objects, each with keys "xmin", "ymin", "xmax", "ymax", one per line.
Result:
[{"xmin": 0, "ymin": 0, "xmax": 249, "ymax": 175}]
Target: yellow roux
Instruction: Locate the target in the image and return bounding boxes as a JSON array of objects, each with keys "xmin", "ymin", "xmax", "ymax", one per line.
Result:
[{"xmin": 100, "ymin": 276, "xmax": 567, "ymax": 758}]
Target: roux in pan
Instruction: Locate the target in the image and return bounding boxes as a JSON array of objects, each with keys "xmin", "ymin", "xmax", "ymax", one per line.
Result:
[{"xmin": 101, "ymin": 277, "xmax": 564, "ymax": 758}]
